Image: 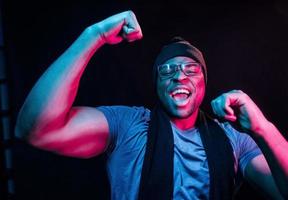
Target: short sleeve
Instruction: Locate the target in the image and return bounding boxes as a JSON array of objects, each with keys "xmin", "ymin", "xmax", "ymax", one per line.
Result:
[
  {"xmin": 237, "ymin": 132, "xmax": 262, "ymax": 177},
  {"xmin": 219, "ymin": 122, "xmax": 262, "ymax": 176},
  {"xmin": 97, "ymin": 105, "xmax": 150, "ymax": 154}
]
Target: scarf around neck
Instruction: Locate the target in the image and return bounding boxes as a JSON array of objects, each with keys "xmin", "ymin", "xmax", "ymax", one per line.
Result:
[{"xmin": 138, "ymin": 105, "xmax": 235, "ymax": 200}]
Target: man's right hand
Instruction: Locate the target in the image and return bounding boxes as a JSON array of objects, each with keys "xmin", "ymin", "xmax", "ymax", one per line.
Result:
[{"xmin": 94, "ymin": 10, "xmax": 143, "ymax": 45}]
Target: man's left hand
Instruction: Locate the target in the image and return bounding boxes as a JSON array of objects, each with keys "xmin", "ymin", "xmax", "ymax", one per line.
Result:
[{"xmin": 211, "ymin": 90, "xmax": 270, "ymax": 136}]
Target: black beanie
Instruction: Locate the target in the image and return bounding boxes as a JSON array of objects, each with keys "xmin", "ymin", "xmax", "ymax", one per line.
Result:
[{"xmin": 153, "ymin": 37, "xmax": 207, "ymax": 84}]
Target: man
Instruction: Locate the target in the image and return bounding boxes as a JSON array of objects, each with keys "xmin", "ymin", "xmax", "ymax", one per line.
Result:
[{"xmin": 15, "ymin": 10, "xmax": 288, "ymax": 199}]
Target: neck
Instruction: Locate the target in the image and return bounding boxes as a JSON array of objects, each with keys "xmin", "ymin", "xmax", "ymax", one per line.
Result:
[{"xmin": 170, "ymin": 109, "xmax": 199, "ymax": 131}]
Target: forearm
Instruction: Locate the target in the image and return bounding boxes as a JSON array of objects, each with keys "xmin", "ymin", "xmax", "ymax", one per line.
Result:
[
  {"xmin": 253, "ymin": 122, "xmax": 288, "ymax": 198},
  {"xmin": 16, "ymin": 25, "xmax": 105, "ymax": 139}
]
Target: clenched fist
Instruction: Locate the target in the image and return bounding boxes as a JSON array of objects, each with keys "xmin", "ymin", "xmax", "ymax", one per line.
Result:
[
  {"xmin": 211, "ymin": 90, "xmax": 270, "ymax": 135},
  {"xmin": 92, "ymin": 10, "xmax": 143, "ymax": 44}
]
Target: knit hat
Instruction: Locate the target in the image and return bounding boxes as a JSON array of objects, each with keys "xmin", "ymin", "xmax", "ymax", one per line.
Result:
[{"xmin": 153, "ymin": 37, "xmax": 207, "ymax": 84}]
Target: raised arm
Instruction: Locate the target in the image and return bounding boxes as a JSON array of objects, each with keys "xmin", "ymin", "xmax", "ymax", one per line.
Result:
[
  {"xmin": 15, "ymin": 10, "xmax": 142, "ymax": 158},
  {"xmin": 211, "ymin": 90, "xmax": 288, "ymax": 199}
]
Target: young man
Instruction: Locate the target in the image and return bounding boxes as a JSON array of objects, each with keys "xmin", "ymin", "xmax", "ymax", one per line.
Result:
[{"xmin": 15, "ymin": 10, "xmax": 288, "ymax": 199}]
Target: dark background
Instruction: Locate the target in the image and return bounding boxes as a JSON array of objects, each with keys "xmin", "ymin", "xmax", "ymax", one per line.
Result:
[{"xmin": 2, "ymin": 1, "xmax": 288, "ymax": 199}]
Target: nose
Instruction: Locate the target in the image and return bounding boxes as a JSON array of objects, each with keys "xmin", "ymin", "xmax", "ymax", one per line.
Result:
[{"xmin": 172, "ymin": 68, "xmax": 188, "ymax": 82}]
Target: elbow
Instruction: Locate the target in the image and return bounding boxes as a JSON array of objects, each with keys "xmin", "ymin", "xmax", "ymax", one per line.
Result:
[
  {"xmin": 14, "ymin": 124, "xmax": 28, "ymax": 141},
  {"xmin": 14, "ymin": 121, "xmax": 36, "ymax": 145},
  {"xmin": 14, "ymin": 113, "xmax": 30, "ymax": 140}
]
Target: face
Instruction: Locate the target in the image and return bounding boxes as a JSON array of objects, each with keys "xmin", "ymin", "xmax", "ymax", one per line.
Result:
[{"xmin": 157, "ymin": 56, "xmax": 206, "ymax": 118}]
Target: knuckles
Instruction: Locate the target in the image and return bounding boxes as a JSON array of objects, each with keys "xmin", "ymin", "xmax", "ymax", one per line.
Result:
[{"xmin": 125, "ymin": 10, "xmax": 135, "ymax": 18}]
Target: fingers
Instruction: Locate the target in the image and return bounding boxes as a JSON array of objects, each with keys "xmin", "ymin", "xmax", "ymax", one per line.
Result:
[
  {"xmin": 211, "ymin": 90, "xmax": 270, "ymax": 133},
  {"xmin": 121, "ymin": 11, "xmax": 143, "ymax": 42},
  {"xmin": 211, "ymin": 90, "xmax": 244, "ymax": 122},
  {"xmin": 122, "ymin": 25, "xmax": 142, "ymax": 42},
  {"xmin": 97, "ymin": 10, "xmax": 143, "ymax": 44},
  {"xmin": 211, "ymin": 97, "xmax": 237, "ymax": 122}
]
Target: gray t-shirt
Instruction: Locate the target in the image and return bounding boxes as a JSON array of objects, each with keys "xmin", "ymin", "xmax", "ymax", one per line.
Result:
[{"xmin": 98, "ymin": 106, "xmax": 262, "ymax": 200}]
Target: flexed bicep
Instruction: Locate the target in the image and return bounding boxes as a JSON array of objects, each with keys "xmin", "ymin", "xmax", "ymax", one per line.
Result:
[{"xmin": 30, "ymin": 107, "xmax": 110, "ymax": 159}]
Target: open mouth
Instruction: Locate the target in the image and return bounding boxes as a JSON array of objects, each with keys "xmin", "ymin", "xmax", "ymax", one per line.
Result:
[{"xmin": 170, "ymin": 88, "xmax": 191, "ymax": 106}]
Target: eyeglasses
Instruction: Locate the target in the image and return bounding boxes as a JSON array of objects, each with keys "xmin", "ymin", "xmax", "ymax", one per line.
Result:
[{"xmin": 158, "ymin": 62, "xmax": 202, "ymax": 79}]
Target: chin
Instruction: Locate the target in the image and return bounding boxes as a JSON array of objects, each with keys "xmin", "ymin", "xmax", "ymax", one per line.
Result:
[
  {"xmin": 177, "ymin": 109, "xmax": 195, "ymax": 119},
  {"xmin": 165, "ymin": 104, "xmax": 196, "ymax": 119}
]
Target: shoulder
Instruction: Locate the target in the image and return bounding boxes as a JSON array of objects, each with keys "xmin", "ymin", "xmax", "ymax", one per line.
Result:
[
  {"xmin": 97, "ymin": 105, "xmax": 150, "ymax": 154},
  {"xmin": 215, "ymin": 120, "xmax": 249, "ymax": 143},
  {"xmin": 215, "ymin": 119, "xmax": 262, "ymax": 174},
  {"xmin": 97, "ymin": 105, "xmax": 151, "ymax": 121},
  {"xmin": 214, "ymin": 119, "xmax": 261, "ymax": 158},
  {"xmin": 96, "ymin": 105, "xmax": 151, "ymax": 137}
]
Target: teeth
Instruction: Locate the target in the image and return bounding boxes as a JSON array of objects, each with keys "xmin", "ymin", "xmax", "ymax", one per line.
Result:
[{"xmin": 172, "ymin": 89, "xmax": 190, "ymax": 96}]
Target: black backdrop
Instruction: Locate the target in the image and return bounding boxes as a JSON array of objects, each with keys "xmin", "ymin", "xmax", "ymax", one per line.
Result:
[{"xmin": 3, "ymin": 1, "xmax": 288, "ymax": 200}]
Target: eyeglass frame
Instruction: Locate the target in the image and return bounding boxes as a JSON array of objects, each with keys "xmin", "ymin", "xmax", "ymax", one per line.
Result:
[{"xmin": 157, "ymin": 62, "xmax": 203, "ymax": 79}]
